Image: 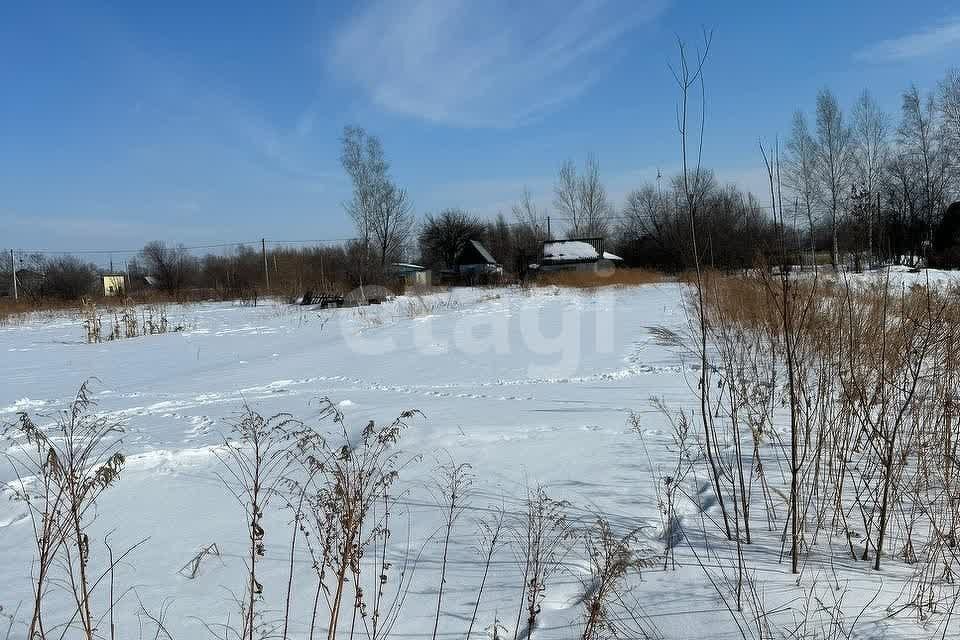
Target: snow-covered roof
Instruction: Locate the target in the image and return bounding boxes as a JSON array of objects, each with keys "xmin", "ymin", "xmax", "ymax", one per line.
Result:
[
  {"xmin": 390, "ymin": 262, "xmax": 426, "ymax": 272},
  {"xmin": 542, "ymin": 240, "xmax": 599, "ymax": 262},
  {"xmin": 603, "ymin": 251, "xmax": 623, "ymax": 261}
]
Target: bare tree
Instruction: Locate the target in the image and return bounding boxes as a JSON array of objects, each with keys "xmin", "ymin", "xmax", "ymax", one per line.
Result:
[
  {"xmin": 141, "ymin": 241, "xmax": 194, "ymax": 294},
  {"xmin": 621, "ymin": 184, "xmax": 664, "ymax": 240},
  {"xmin": 340, "ymin": 126, "xmax": 414, "ymax": 267},
  {"xmin": 509, "ymin": 188, "xmax": 551, "ymax": 273},
  {"xmin": 554, "ymin": 160, "xmax": 581, "ymax": 235},
  {"xmin": 484, "ymin": 213, "xmax": 515, "ymax": 267},
  {"xmin": 620, "ymin": 182, "xmax": 685, "ymax": 265},
  {"xmin": 852, "ymin": 90, "xmax": 890, "ymax": 196},
  {"xmin": 553, "ymin": 155, "xmax": 612, "ymax": 237},
  {"xmin": 784, "ymin": 111, "xmax": 821, "ymax": 267},
  {"xmin": 340, "ymin": 126, "xmax": 382, "ymax": 251},
  {"xmin": 370, "ymin": 179, "xmax": 414, "ymax": 267},
  {"xmin": 851, "ymin": 90, "xmax": 889, "ymax": 263},
  {"xmin": 578, "ymin": 155, "xmax": 613, "ymax": 237},
  {"xmin": 939, "ymin": 68, "xmax": 960, "ymax": 185},
  {"xmin": 670, "ymin": 30, "xmax": 731, "ymax": 540},
  {"xmin": 883, "ymin": 150, "xmax": 924, "ymax": 261},
  {"xmin": 419, "ymin": 209, "xmax": 486, "ymax": 271},
  {"xmin": 898, "ymin": 85, "xmax": 952, "ymax": 245},
  {"xmin": 512, "ymin": 187, "xmax": 549, "ymax": 239},
  {"xmin": 814, "ymin": 88, "xmax": 853, "ymax": 269},
  {"xmin": 42, "ymin": 256, "xmax": 98, "ymax": 299}
]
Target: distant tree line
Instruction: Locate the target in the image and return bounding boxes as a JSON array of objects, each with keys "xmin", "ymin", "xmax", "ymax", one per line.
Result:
[
  {"xmin": 4, "ymin": 72, "xmax": 959, "ymax": 304},
  {"xmin": 340, "ymin": 63, "xmax": 960, "ymax": 278},
  {"xmin": 778, "ymin": 70, "xmax": 960, "ymax": 268}
]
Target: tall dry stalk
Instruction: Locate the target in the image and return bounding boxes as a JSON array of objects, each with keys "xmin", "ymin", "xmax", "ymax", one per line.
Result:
[
  {"xmin": 214, "ymin": 408, "xmax": 299, "ymax": 640},
  {"xmin": 2, "ymin": 381, "xmax": 125, "ymax": 640},
  {"xmin": 579, "ymin": 518, "xmax": 644, "ymax": 640},
  {"xmin": 670, "ymin": 30, "xmax": 731, "ymax": 541},
  {"xmin": 511, "ymin": 485, "xmax": 574, "ymax": 640},
  {"xmin": 466, "ymin": 508, "xmax": 505, "ymax": 640},
  {"xmin": 430, "ymin": 460, "xmax": 473, "ymax": 640},
  {"xmin": 291, "ymin": 400, "xmax": 421, "ymax": 640}
]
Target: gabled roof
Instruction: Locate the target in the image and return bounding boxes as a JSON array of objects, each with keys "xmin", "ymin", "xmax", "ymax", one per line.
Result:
[
  {"xmin": 390, "ymin": 262, "xmax": 426, "ymax": 274},
  {"xmin": 469, "ymin": 239, "xmax": 497, "ymax": 264},
  {"xmin": 456, "ymin": 239, "xmax": 499, "ymax": 266}
]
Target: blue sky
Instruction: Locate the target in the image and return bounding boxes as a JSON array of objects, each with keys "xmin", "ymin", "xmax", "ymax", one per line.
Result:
[{"xmin": 2, "ymin": 0, "xmax": 959, "ymax": 253}]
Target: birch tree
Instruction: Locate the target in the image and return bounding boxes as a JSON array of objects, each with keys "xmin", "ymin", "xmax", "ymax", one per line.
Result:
[
  {"xmin": 815, "ymin": 89, "xmax": 853, "ymax": 269},
  {"xmin": 851, "ymin": 90, "xmax": 889, "ymax": 262},
  {"xmin": 852, "ymin": 90, "xmax": 889, "ymax": 196},
  {"xmin": 939, "ymin": 68, "xmax": 960, "ymax": 186},
  {"xmin": 898, "ymin": 85, "xmax": 951, "ymax": 246},
  {"xmin": 340, "ymin": 126, "xmax": 414, "ymax": 267},
  {"xmin": 784, "ymin": 111, "xmax": 821, "ymax": 267}
]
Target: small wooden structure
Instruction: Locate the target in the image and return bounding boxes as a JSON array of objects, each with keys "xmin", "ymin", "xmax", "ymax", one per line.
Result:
[{"xmin": 390, "ymin": 262, "xmax": 432, "ymax": 287}]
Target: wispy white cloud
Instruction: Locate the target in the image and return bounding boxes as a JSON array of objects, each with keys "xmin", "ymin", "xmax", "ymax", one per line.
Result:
[
  {"xmin": 330, "ymin": 0, "xmax": 668, "ymax": 128},
  {"xmin": 854, "ymin": 16, "xmax": 960, "ymax": 63}
]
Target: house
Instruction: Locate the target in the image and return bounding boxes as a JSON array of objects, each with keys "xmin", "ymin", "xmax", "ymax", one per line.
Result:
[
  {"xmin": 536, "ymin": 238, "xmax": 623, "ymax": 273},
  {"xmin": 389, "ymin": 262, "xmax": 432, "ymax": 287},
  {"xmin": 101, "ymin": 273, "xmax": 126, "ymax": 297},
  {"xmin": 454, "ymin": 240, "xmax": 502, "ymax": 277}
]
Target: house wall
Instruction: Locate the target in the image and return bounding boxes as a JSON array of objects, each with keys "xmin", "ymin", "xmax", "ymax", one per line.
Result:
[
  {"xmin": 403, "ymin": 271, "xmax": 431, "ymax": 287},
  {"xmin": 539, "ymin": 259, "xmax": 615, "ymax": 274}
]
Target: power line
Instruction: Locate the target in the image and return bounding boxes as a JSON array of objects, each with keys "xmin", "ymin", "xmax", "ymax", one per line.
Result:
[
  {"xmin": 5, "ymin": 238, "xmax": 359, "ymax": 256},
  {"xmin": 266, "ymin": 238, "xmax": 358, "ymax": 245}
]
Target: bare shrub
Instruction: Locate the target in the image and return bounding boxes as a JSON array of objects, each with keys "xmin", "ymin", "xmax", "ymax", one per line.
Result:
[
  {"xmin": 579, "ymin": 518, "xmax": 645, "ymax": 640},
  {"xmin": 676, "ymin": 267, "xmax": 960, "ymax": 622},
  {"xmin": 213, "ymin": 408, "xmax": 300, "ymax": 640},
  {"xmin": 511, "ymin": 485, "xmax": 574, "ymax": 639},
  {"xmin": 288, "ymin": 400, "xmax": 422, "ymax": 640},
  {"xmin": 399, "ymin": 294, "xmax": 462, "ymax": 319},
  {"xmin": 83, "ymin": 301, "xmax": 182, "ymax": 344},
  {"xmin": 2, "ymin": 381, "xmax": 126, "ymax": 640}
]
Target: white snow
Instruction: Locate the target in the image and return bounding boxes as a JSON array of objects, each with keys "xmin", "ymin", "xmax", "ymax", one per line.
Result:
[
  {"xmin": 0, "ymin": 282, "xmax": 947, "ymax": 638},
  {"xmin": 542, "ymin": 240, "xmax": 599, "ymax": 261}
]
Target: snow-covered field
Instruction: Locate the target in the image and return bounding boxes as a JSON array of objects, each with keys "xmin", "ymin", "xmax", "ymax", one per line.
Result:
[{"xmin": 0, "ymin": 281, "xmax": 948, "ymax": 639}]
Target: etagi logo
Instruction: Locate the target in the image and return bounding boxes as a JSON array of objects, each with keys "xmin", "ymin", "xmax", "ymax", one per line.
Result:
[{"xmin": 336, "ymin": 285, "xmax": 618, "ymax": 380}]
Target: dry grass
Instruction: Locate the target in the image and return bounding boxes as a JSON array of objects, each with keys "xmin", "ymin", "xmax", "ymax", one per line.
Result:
[
  {"xmin": 82, "ymin": 301, "xmax": 183, "ymax": 343},
  {"xmin": 533, "ymin": 268, "xmax": 664, "ymax": 289},
  {"xmin": 399, "ymin": 294, "xmax": 463, "ymax": 319},
  {"xmin": 0, "ymin": 291, "xmax": 201, "ymax": 326},
  {"xmin": 676, "ymin": 267, "xmax": 960, "ymax": 621}
]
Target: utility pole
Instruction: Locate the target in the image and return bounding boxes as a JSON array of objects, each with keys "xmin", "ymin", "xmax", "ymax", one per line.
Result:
[
  {"xmin": 10, "ymin": 249, "xmax": 18, "ymax": 301},
  {"xmin": 546, "ymin": 216, "xmax": 551, "ymax": 240},
  {"xmin": 261, "ymin": 238, "xmax": 270, "ymax": 290}
]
